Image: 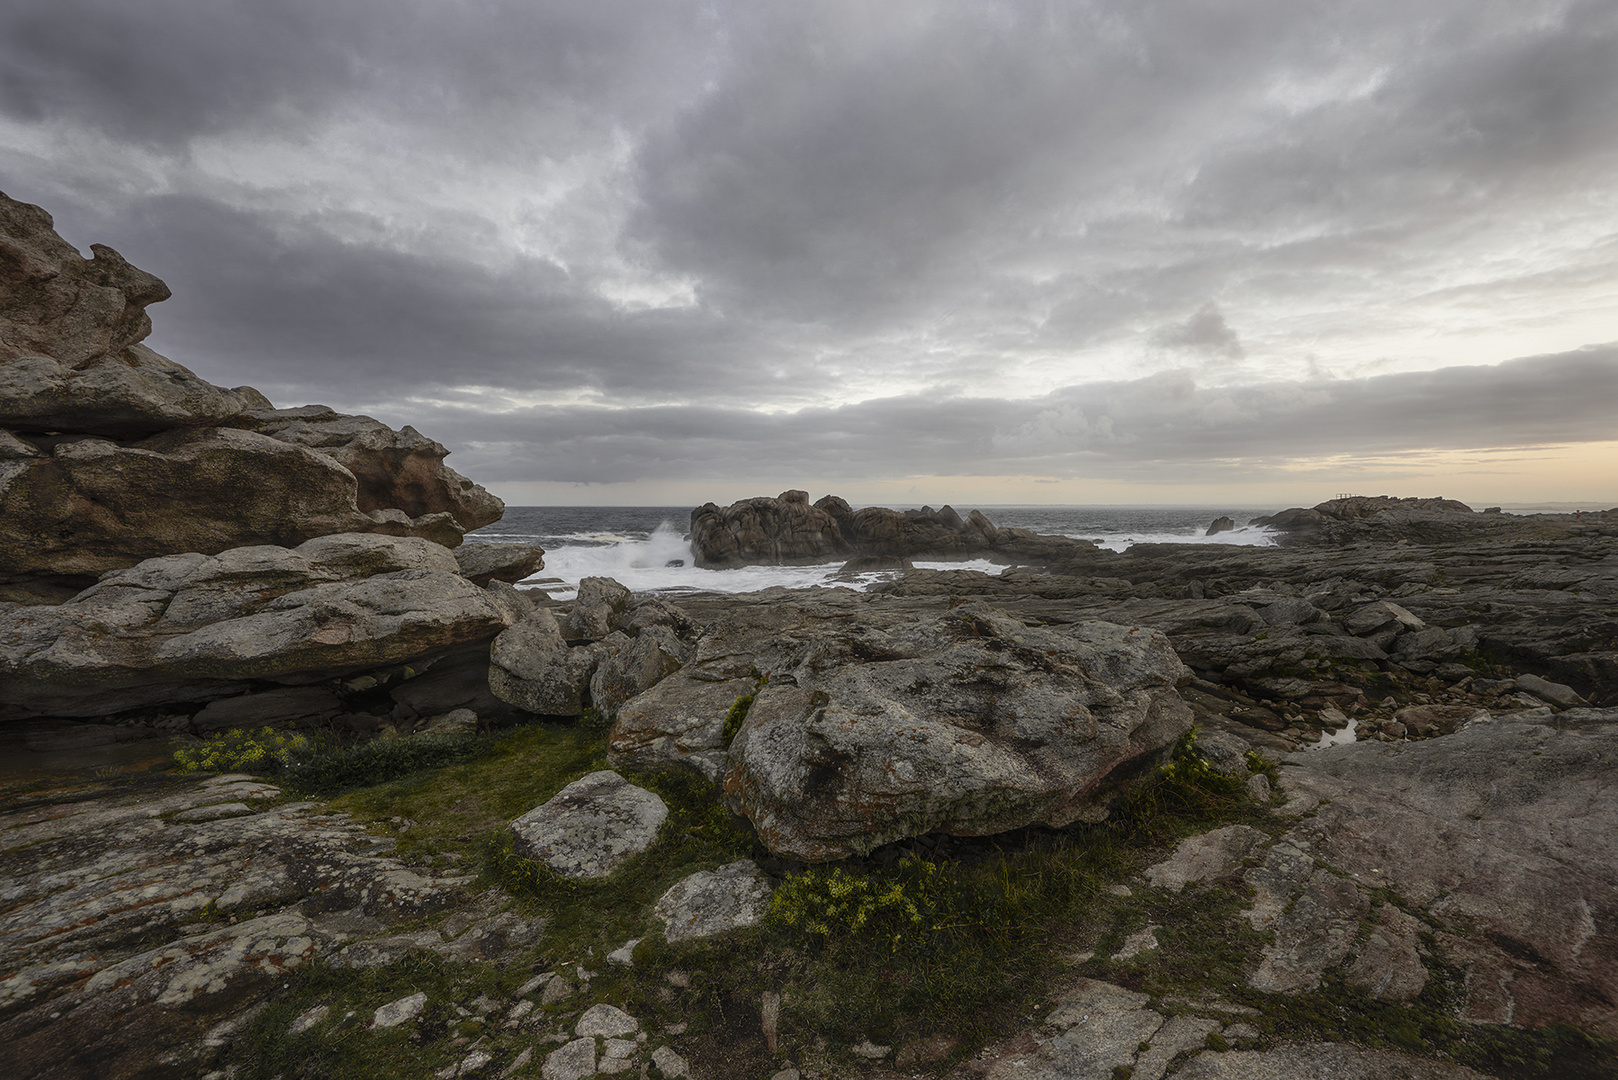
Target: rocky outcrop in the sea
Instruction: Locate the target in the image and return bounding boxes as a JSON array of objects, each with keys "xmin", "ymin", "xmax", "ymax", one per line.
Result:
[
  {"xmin": 1253, "ymin": 495, "xmax": 1530, "ymax": 546},
  {"xmin": 689, "ymin": 489, "xmax": 1006, "ymax": 568},
  {"xmin": 0, "ymin": 191, "xmax": 504, "ymax": 602}
]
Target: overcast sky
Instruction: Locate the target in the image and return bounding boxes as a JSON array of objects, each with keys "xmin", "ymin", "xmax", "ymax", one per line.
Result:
[{"xmin": 3, "ymin": 0, "xmax": 1615, "ymax": 507}]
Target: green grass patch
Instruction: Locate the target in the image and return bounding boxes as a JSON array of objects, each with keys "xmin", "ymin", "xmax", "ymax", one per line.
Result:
[{"xmin": 222, "ymin": 951, "xmax": 527, "ymax": 1080}]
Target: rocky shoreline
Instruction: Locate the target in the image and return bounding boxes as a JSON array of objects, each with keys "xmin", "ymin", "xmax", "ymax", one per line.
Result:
[{"xmin": 4, "ymin": 190, "xmax": 1618, "ymax": 1079}]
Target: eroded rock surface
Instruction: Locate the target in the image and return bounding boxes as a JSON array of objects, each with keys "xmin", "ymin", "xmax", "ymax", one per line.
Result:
[{"xmin": 0, "ymin": 772, "xmax": 473, "ymax": 1080}]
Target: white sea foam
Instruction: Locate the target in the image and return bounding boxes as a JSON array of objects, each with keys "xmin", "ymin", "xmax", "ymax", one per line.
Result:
[
  {"xmin": 513, "ymin": 514, "xmax": 1278, "ymax": 598},
  {"xmin": 1075, "ymin": 523, "xmax": 1278, "ymax": 553}
]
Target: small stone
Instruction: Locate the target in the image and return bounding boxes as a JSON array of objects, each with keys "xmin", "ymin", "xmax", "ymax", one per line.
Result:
[
  {"xmin": 436, "ymin": 1049, "xmax": 493, "ymax": 1079},
  {"xmin": 516, "ymin": 971, "xmax": 556, "ymax": 996},
  {"xmin": 541, "ymin": 978, "xmax": 575, "ymax": 1006},
  {"xmin": 1246, "ymin": 773, "xmax": 1271, "ymax": 803},
  {"xmin": 1106, "ymin": 884, "xmax": 1132, "ymax": 897},
  {"xmin": 544, "ymin": 1037, "xmax": 598, "ymax": 1080},
  {"xmin": 607, "ymin": 938, "xmax": 642, "ymax": 965},
  {"xmin": 500, "ymin": 1047, "xmax": 534, "ymax": 1078},
  {"xmin": 576, "ymin": 1003, "xmax": 639, "ymax": 1038},
  {"xmin": 289, "ymin": 1003, "xmax": 329, "ymax": 1034},
  {"xmin": 508, "ymin": 1000, "xmax": 535, "ymax": 1022},
  {"xmin": 372, "ymin": 991, "xmax": 428, "ymax": 1028},
  {"xmin": 1114, "ymin": 925, "xmax": 1160, "ymax": 960},
  {"xmin": 651, "ymin": 1046, "xmax": 691, "ymax": 1078},
  {"xmin": 851, "ymin": 1038, "xmax": 891, "ymax": 1059}
]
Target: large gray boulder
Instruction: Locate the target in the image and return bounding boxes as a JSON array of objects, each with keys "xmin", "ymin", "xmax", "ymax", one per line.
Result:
[
  {"xmin": 723, "ymin": 605, "xmax": 1192, "ymax": 860},
  {"xmin": 0, "ymin": 534, "xmax": 524, "ymax": 719},
  {"xmin": 608, "ymin": 672, "xmax": 757, "ymax": 780},
  {"xmin": 488, "ymin": 610, "xmax": 606, "ymax": 717},
  {"xmin": 453, "ymin": 541, "xmax": 547, "ymax": 586}
]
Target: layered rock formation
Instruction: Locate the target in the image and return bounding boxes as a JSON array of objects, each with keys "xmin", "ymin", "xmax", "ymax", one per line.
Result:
[
  {"xmin": 0, "ymin": 190, "xmax": 541, "ymax": 725},
  {"xmin": 0, "ymin": 534, "xmax": 528, "ymax": 721},
  {"xmin": 1, "ymin": 190, "xmax": 503, "ymax": 602}
]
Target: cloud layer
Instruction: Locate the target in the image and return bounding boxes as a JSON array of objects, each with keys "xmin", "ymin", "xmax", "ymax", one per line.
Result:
[{"xmin": 2, "ymin": 0, "xmax": 1615, "ymax": 500}]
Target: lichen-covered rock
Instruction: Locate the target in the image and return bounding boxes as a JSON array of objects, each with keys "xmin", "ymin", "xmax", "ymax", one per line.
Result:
[
  {"xmin": 0, "ymin": 534, "xmax": 523, "ymax": 719},
  {"xmin": 607, "ymin": 673, "xmax": 756, "ymax": 780},
  {"xmin": 0, "ymin": 774, "xmax": 469, "ymax": 1080},
  {"xmin": 488, "ymin": 609, "xmax": 610, "ymax": 716},
  {"xmin": 509, "ymin": 771, "xmax": 668, "ymax": 879},
  {"xmin": 723, "ymin": 605, "xmax": 1192, "ymax": 860},
  {"xmin": 653, "ymin": 860, "xmax": 775, "ymax": 943}
]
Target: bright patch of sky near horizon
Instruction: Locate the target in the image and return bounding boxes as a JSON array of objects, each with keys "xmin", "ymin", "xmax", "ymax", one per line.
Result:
[{"xmin": 1, "ymin": 0, "xmax": 1615, "ymax": 504}]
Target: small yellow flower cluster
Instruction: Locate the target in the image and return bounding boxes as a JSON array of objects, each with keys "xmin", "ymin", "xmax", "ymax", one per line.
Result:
[
  {"xmin": 173, "ymin": 727, "xmax": 313, "ymax": 774},
  {"xmin": 768, "ymin": 862, "xmax": 935, "ymax": 949}
]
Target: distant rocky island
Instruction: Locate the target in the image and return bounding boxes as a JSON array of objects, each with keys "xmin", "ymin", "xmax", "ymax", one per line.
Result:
[{"xmin": 3, "ymin": 190, "xmax": 1616, "ymax": 1080}]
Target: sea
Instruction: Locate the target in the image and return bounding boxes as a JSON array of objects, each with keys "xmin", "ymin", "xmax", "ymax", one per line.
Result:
[{"xmin": 468, "ymin": 504, "xmax": 1282, "ymax": 600}]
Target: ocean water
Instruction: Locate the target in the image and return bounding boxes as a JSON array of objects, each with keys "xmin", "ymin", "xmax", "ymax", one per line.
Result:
[{"xmin": 469, "ymin": 504, "xmax": 1281, "ymax": 600}]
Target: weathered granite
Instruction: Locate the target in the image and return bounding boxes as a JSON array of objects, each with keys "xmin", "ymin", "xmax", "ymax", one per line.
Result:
[{"xmin": 509, "ymin": 771, "xmax": 669, "ymax": 879}]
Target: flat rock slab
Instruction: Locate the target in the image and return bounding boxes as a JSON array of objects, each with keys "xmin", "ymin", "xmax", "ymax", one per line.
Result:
[
  {"xmin": 509, "ymin": 771, "xmax": 668, "ymax": 879},
  {"xmin": 1279, "ymin": 706, "xmax": 1618, "ymax": 1034},
  {"xmin": 653, "ymin": 859, "xmax": 775, "ymax": 942},
  {"xmin": 0, "ymin": 775, "xmax": 469, "ymax": 1080},
  {"xmin": 1142, "ymin": 825, "xmax": 1269, "ymax": 893},
  {"xmin": 1170, "ymin": 1043, "xmax": 1492, "ymax": 1079}
]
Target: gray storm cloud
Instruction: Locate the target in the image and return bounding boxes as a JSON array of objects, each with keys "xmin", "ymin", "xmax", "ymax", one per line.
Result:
[{"xmin": 2, "ymin": 0, "xmax": 1614, "ymax": 492}]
